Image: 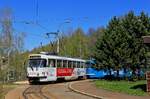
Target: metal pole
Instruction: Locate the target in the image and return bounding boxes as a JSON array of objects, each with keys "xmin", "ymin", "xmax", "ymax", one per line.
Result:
[
  {"xmin": 57, "ymin": 20, "xmax": 71, "ymax": 54},
  {"xmin": 57, "ymin": 32, "xmax": 59, "ymax": 54},
  {"xmin": 46, "ymin": 32, "xmax": 59, "ymax": 54},
  {"xmin": 46, "ymin": 20, "xmax": 71, "ymax": 54}
]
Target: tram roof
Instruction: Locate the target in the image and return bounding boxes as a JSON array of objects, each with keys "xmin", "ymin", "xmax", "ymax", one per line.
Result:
[{"xmin": 29, "ymin": 54, "xmax": 86, "ymax": 62}]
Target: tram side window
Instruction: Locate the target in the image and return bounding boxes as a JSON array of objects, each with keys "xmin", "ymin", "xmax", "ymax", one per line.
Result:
[
  {"xmin": 73, "ymin": 61, "xmax": 77, "ymax": 68},
  {"xmin": 68, "ymin": 61, "xmax": 72, "ymax": 68},
  {"xmin": 83, "ymin": 62, "xmax": 85, "ymax": 68},
  {"xmin": 77, "ymin": 62, "xmax": 80, "ymax": 68},
  {"xmin": 80, "ymin": 62, "xmax": 83, "ymax": 68},
  {"xmin": 48, "ymin": 59, "xmax": 55, "ymax": 67},
  {"xmin": 57, "ymin": 60, "xmax": 62, "ymax": 68},
  {"xmin": 63, "ymin": 60, "xmax": 68, "ymax": 68},
  {"xmin": 80, "ymin": 62, "xmax": 82, "ymax": 68}
]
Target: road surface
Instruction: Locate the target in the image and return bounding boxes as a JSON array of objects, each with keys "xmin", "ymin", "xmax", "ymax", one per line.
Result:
[{"xmin": 5, "ymin": 81, "xmax": 95, "ymax": 99}]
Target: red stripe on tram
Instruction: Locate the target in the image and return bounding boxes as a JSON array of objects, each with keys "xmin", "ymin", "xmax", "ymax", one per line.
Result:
[{"xmin": 57, "ymin": 68, "xmax": 74, "ymax": 76}]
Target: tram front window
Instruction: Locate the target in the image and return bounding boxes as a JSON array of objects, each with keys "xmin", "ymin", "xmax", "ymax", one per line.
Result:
[{"xmin": 28, "ymin": 59, "xmax": 47, "ymax": 67}]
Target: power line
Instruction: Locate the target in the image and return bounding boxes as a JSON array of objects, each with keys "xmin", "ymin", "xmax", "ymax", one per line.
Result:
[
  {"xmin": 35, "ymin": 0, "xmax": 39, "ymax": 23},
  {"xmin": 13, "ymin": 28, "xmax": 46, "ymax": 39}
]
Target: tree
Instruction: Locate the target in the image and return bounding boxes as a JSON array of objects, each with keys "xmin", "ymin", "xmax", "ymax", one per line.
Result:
[
  {"xmin": 0, "ymin": 7, "xmax": 26, "ymax": 82},
  {"xmin": 0, "ymin": 8, "xmax": 13, "ymax": 48},
  {"xmin": 59, "ymin": 28, "xmax": 89, "ymax": 58},
  {"xmin": 14, "ymin": 32, "xmax": 26, "ymax": 52},
  {"xmin": 93, "ymin": 11, "xmax": 150, "ymax": 79},
  {"xmin": 87, "ymin": 27, "xmax": 105, "ymax": 57},
  {"xmin": 121, "ymin": 11, "xmax": 148, "ymax": 77},
  {"xmin": 93, "ymin": 17, "xmax": 125, "ymax": 76}
]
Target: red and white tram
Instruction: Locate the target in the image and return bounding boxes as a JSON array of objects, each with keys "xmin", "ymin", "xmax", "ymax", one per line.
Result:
[{"xmin": 27, "ymin": 52, "xmax": 86, "ymax": 83}]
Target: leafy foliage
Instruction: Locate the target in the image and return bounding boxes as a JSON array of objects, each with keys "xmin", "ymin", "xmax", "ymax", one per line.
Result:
[
  {"xmin": 0, "ymin": 8, "xmax": 26, "ymax": 82},
  {"xmin": 93, "ymin": 11, "xmax": 150, "ymax": 75}
]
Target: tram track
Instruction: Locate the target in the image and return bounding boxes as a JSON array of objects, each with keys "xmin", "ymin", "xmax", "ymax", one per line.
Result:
[
  {"xmin": 22, "ymin": 85, "xmax": 49, "ymax": 99},
  {"xmin": 42, "ymin": 80, "xmax": 95, "ymax": 99},
  {"xmin": 22, "ymin": 80, "xmax": 95, "ymax": 99}
]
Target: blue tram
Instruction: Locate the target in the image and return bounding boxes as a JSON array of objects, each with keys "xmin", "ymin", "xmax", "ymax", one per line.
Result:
[{"xmin": 86, "ymin": 60, "xmax": 144, "ymax": 79}]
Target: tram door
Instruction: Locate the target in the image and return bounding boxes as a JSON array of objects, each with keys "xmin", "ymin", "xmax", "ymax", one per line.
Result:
[{"xmin": 47, "ymin": 59, "xmax": 57, "ymax": 81}]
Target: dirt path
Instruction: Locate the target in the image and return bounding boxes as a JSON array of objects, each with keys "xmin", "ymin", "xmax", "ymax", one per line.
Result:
[
  {"xmin": 5, "ymin": 81, "xmax": 94, "ymax": 99},
  {"xmin": 5, "ymin": 85, "xmax": 29, "ymax": 99},
  {"xmin": 43, "ymin": 81, "xmax": 94, "ymax": 99},
  {"xmin": 71, "ymin": 80, "xmax": 150, "ymax": 99}
]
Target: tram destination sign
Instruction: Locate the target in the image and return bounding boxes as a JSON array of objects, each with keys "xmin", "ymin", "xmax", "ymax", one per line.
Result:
[{"xmin": 146, "ymin": 71, "xmax": 150, "ymax": 92}]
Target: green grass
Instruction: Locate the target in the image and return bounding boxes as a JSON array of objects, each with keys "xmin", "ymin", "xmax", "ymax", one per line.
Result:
[
  {"xmin": 0, "ymin": 84, "xmax": 18, "ymax": 99},
  {"xmin": 94, "ymin": 80, "xmax": 149, "ymax": 96}
]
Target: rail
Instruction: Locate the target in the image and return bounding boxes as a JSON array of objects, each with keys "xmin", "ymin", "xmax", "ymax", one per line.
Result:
[{"xmin": 22, "ymin": 85, "xmax": 49, "ymax": 99}]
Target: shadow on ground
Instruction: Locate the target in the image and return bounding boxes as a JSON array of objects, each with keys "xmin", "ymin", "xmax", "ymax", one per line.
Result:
[
  {"xmin": 29, "ymin": 79, "xmax": 85, "ymax": 85},
  {"xmin": 130, "ymin": 84, "xmax": 146, "ymax": 92}
]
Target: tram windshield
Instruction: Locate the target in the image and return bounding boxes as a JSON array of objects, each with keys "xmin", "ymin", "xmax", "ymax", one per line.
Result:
[{"xmin": 28, "ymin": 59, "xmax": 47, "ymax": 67}]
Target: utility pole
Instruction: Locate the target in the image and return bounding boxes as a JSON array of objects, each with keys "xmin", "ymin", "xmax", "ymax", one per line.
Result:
[
  {"xmin": 46, "ymin": 32, "xmax": 59, "ymax": 54},
  {"xmin": 57, "ymin": 31, "xmax": 59, "ymax": 54},
  {"xmin": 46, "ymin": 20, "xmax": 71, "ymax": 54}
]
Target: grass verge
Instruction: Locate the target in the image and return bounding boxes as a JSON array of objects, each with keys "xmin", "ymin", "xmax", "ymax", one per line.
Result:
[{"xmin": 94, "ymin": 80, "xmax": 149, "ymax": 96}]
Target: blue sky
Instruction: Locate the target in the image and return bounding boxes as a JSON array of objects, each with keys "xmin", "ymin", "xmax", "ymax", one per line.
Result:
[{"xmin": 0, "ymin": 0, "xmax": 150, "ymax": 50}]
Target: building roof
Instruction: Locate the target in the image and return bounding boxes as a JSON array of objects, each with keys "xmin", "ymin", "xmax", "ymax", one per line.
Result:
[{"xmin": 143, "ymin": 36, "xmax": 150, "ymax": 44}]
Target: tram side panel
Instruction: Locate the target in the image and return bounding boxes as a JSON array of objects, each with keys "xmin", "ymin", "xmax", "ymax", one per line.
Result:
[
  {"xmin": 27, "ymin": 67, "xmax": 86, "ymax": 82},
  {"xmin": 56, "ymin": 68, "xmax": 86, "ymax": 80},
  {"xmin": 45, "ymin": 68, "xmax": 57, "ymax": 81}
]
